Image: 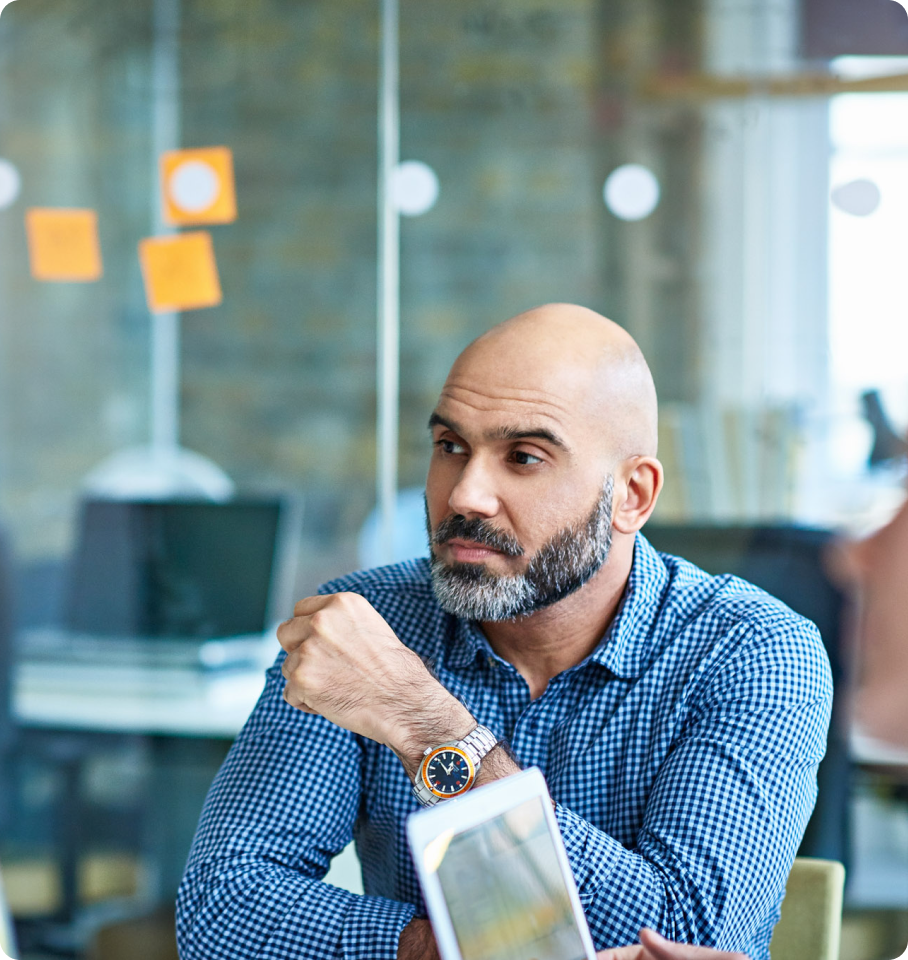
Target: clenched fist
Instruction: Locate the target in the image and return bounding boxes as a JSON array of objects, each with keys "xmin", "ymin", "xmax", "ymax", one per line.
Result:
[{"xmin": 277, "ymin": 592, "xmax": 473, "ymax": 771}]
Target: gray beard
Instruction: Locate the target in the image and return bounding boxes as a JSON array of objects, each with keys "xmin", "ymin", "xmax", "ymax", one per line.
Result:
[{"xmin": 427, "ymin": 476, "xmax": 614, "ymax": 622}]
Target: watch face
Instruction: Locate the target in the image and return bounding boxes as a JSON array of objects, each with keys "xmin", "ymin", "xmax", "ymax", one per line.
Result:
[{"xmin": 423, "ymin": 747, "xmax": 474, "ymax": 798}]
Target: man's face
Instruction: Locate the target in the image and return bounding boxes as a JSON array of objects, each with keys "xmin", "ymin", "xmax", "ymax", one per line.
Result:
[
  {"xmin": 424, "ymin": 361, "xmax": 616, "ymax": 621},
  {"xmin": 426, "ymin": 478, "xmax": 613, "ymax": 620}
]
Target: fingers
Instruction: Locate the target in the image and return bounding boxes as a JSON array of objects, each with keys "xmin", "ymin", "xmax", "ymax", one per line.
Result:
[
  {"xmin": 280, "ymin": 670, "xmax": 319, "ymax": 715},
  {"xmin": 282, "ymin": 687, "xmax": 318, "ymax": 714},
  {"xmin": 638, "ymin": 929, "xmax": 749, "ymax": 960},
  {"xmin": 276, "ymin": 608, "xmax": 320, "ymax": 653},
  {"xmin": 596, "ymin": 946, "xmax": 644, "ymax": 960},
  {"xmin": 276, "ymin": 616, "xmax": 303, "ymax": 652},
  {"xmin": 277, "ymin": 593, "xmax": 343, "ymax": 652},
  {"xmin": 638, "ymin": 930, "xmax": 701, "ymax": 959},
  {"xmin": 276, "ymin": 595, "xmax": 341, "ymax": 713},
  {"xmin": 293, "ymin": 594, "xmax": 332, "ymax": 617},
  {"xmin": 280, "ymin": 646, "xmax": 319, "ymax": 715}
]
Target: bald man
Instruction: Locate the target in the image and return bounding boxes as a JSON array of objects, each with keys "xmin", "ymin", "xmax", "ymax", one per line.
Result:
[{"xmin": 177, "ymin": 305, "xmax": 831, "ymax": 960}]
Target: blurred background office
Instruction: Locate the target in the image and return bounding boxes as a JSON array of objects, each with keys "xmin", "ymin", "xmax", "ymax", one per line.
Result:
[{"xmin": 0, "ymin": 0, "xmax": 907, "ymax": 957}]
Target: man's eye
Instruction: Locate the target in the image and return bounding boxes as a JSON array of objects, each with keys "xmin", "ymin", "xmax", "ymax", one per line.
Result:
[
  {"xmin": 512, "ymin": 451, "xmax": 543, "ymax": 466},
  {"xmin": 435, "ymin": 439, "xmax": 466, "ymax": 455}
]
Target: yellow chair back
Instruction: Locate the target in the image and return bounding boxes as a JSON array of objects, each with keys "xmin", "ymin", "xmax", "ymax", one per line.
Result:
[
  {"xmin": 770, "ymin": 857, "xmax": 845, "ymax": 960},
  {"xmin": 0, "ymin": 859, "xmax": 17, "ymax": 959}
]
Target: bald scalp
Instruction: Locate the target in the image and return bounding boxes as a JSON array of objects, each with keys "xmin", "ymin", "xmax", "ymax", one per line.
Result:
[{"xmin": 452, "ymin": 303, "xmax": 658, "ymax": 460}]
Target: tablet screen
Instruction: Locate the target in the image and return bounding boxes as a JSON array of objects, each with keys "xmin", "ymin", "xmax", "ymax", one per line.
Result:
[{"xmin": 433, "ymin": 795, "xmax": 588, "ymax": 960}]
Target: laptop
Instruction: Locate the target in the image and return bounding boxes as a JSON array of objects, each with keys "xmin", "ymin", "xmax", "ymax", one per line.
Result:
[
  {"xmin": 20, "ymin": 496, "xmax": 302, "ymax": 671},
  {"xmin": 407, "ymin": 767, "xmax": 597, "ymax": 960}
]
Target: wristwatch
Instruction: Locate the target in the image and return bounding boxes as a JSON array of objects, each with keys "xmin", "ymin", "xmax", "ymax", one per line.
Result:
[{"xmin": 412, "ymin": 724, "xmax": 500, "ymax": 806}]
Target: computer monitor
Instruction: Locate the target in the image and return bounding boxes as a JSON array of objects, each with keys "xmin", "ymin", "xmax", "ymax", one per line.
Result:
[{"xmin": 64, "ymin": 498, "xmax": 300, "ymax": 640}]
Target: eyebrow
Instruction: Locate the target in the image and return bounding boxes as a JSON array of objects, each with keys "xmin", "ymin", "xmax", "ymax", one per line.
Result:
[{"xmin": 427, "ymin": 412, "xmax": 569, "ymax": 451}]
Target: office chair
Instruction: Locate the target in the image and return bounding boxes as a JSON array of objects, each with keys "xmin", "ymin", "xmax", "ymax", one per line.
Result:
[
  {"xmin": 643, "ymin": 524, "xmax": 852, "ymax": 868},
  {"xmin": 769, "ymin": 857, "xmax": 846, "ymax": 960}
]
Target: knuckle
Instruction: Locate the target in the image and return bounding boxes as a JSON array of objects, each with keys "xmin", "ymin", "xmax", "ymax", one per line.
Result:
[
  {"xmin": 276, "ymin": 620, "xmax": 296, "ymax": 650},
  {"xmin": 337, "ymin": 591, "xmax": 363, "ymax": 612}
]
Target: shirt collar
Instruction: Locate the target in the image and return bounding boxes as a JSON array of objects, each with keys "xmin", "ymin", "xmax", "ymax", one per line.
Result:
[
  {"xmin": 588, "ymin": 532, "xmax": 669, "ymax": 679},
  {"xmin": 440, "ymin": 532, "xmax": 669, "ymax": 679},
  {"xmin": 443, "ymin": 616, "xmax": 495, "ymax": 670}
]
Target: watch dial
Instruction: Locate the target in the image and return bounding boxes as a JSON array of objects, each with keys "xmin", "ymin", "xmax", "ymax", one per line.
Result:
[{"xmin": 426, "ymin": 749, "xmax": 472, "ymax": 796}]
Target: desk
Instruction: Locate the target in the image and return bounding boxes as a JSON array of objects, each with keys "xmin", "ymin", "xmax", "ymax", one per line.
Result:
[
  {"xmin": 13, "ymin": 669, "xmax": 265, "ymax": 739},
  {"xmin": 8, "ymin": 662, "xmax": 267, "ymax": 948},
  {"xmin": 846, "ymin": 727, "xmax": 908, "ymax": 910},
  {"xmin": 851, "ymin": 727, "xmax": 908, "ymax": 771}
]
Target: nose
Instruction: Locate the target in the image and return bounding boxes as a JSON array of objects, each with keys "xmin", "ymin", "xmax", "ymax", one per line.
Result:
[{"xmin": 447, "ymin": 456, "xmax": 500, "ymax": 519}]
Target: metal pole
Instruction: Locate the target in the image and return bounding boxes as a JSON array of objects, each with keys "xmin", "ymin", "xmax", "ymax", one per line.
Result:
[
  {"xmin": 150, "ymin": 0, "xmax": 181, "ymax": 451},
  {"xmin": 377, "ymin": 0, "xmax": 400, "ymax": 564}
]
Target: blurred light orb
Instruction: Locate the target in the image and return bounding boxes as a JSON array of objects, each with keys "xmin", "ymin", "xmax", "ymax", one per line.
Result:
[
  {"xmin": 603, "ymin": 163, "xmax": 661, "ymax": 221},
  {"xmin": 0, "ymin": 158, "xmax": 21, "ymax": 209},
  {"xmin": 169, "ymin": 159, "xmax": 220, "ymax": 213},
  {"xmin": 391, "ymin": 161, "xmax": 439, "ymax": 217},
  {"xmin": 830, "ymin": 178, "xmax": 881, "ymax": 217}
]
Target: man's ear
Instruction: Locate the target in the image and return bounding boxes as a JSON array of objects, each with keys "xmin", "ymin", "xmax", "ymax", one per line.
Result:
[{"xmin": 612, "ymin": 457, "xmax": 664, "ymax": 535}]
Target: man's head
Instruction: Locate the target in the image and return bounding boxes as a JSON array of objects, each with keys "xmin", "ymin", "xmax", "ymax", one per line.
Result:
[{"xmin": 425, "ymin": 303, "xmax": 663, "ymax": 622}]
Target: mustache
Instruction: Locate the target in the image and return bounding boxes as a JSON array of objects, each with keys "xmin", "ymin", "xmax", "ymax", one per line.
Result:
[{"xmin": 432, "ymin": 514, "xmax": 524, "ymax": 558}]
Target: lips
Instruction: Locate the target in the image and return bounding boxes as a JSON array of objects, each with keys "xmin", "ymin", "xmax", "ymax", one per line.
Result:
[{"xmin": 444, "ymin": 539, "xmax": 505, "ymax": 562}]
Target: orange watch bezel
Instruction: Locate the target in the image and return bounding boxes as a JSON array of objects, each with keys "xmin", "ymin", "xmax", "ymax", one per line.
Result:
[{"xmin": 420, "ymin": 745, "xmax": 477, "ymax": 799}]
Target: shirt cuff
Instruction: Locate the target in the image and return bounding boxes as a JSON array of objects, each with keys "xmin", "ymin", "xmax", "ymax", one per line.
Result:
[{"xmin": 338, "ymin": 893, "xmax": 418, "ymax": 960}]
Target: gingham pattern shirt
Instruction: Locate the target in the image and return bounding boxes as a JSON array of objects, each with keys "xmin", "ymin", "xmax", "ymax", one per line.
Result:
[{"xmin": 176, "ymin": 534, "xmax": 832, "ymax": 960}]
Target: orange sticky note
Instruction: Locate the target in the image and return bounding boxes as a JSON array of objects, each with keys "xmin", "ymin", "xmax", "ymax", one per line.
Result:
[
  {"xmin": 26, "ymin": 207, "xmax": 103, "ymax": 282},
  {"xmin": 161, "ymin": 146, "xmax": 237, "ymax": 226},
  {"xmin": 138, "ymin": 231, "xmax": 222, "ymax": 313}
]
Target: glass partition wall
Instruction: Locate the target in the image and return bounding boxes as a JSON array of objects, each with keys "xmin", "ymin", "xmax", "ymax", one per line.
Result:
[
  {"xmin": 1, "ymin": 0, "xmax": 902, "ymax": 582},
  {"xmin": 0, "ymin": 0, "xmax": 384, "ymax": 592}
]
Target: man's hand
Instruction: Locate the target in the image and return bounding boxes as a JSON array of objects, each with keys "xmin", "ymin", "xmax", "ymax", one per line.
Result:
[
  {"xmin": 395, "ymin": 923, "xmax": 748, "ymax": 960},
  {"xmin": 596, "ymin": 929, "xmax": 750, "ymax": 960},
  {"xmin": 277, "ymin": 592, "xmax": 474, "ymax": 771}
]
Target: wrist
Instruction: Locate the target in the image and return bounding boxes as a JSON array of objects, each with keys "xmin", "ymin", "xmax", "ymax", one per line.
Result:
[{"xmin": 389, "ymin": 692, "xmax": 476, "ymax": 779}]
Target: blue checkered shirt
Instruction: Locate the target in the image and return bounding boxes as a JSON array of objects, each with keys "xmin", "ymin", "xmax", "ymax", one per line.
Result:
[{"xmin": 176, "ymin": 534, "xmax": 832, "ymax": 960}]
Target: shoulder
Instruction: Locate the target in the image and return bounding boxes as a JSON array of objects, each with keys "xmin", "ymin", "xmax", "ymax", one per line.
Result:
[
  {"xmin": 648, "ymin": 539, "xmax": 818, "ymax": 635},
  {"xmin": 645, "ymin": 540, "xmax": 831, "ymax": 697}
]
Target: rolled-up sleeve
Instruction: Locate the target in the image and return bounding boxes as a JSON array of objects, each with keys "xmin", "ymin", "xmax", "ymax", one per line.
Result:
[
  {"xmin": 175, "ymin": 662, "xmax": 416, "ymax": 960},
  {"xmin": 552, "ymin": 614, "xmax": 832, "ymax": 957}
]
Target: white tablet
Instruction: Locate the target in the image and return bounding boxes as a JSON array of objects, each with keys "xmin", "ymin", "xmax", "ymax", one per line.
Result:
[{"xmin": 407, "ymin": 767, "xmax": 598, "ymax": 960}]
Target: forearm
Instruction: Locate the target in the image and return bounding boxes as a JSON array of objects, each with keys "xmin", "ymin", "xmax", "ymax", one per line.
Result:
[
  {"xmin": 553, "ymin": 715, "xmax": 828, "ymax": 952},
  {"xmin": 554, "ymin": 804, "xmax": 701, "ymax": 947},
  {"xmin": 178, "ymin": 664, "xmax": 423, "ymax": 960},
  {"xmin": 178, "ymin": 856, "xmax": 417, "ymax": 960}
]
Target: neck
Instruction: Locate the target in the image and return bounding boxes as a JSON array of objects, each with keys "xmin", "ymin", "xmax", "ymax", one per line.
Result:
[{"xmin": 480, "ymin": 533, "xmax": 635, "ymax": 699}]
